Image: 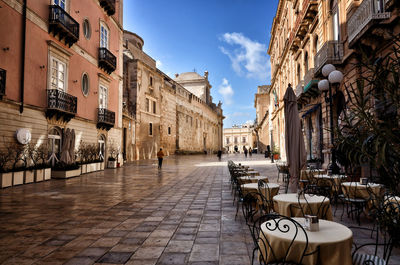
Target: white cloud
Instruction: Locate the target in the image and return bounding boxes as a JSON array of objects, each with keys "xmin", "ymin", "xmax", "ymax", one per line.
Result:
[
  {"xmin": 219, "ymin": 32, "xmax": 270, "ymax": 81},
  {"xmin": 218, "ymin": 78, "xmax": 234, "ymax": 105},
  {"xmin": 156, "ymin": 60, "xmax": 162, "ymax": 68}
]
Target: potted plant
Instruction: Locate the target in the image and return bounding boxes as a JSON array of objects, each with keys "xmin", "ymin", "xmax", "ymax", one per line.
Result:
[
  {"xmin": 107, "ymin": 142, "xmax": 118, "ymax": 169},
  {"xmin": 0, "ymin": 145, "xmax": 13, "ymax": 188},
  {"xmin": 8, "ymin": 143, "xmax": 25, "ymax": 186},
  {"xmin": 51, "ymin": 162, "xmax": 81, "ymax": 179},
  {"xmin": 272, "ymin": 146, "xmax": 280, "ymax": 160}
]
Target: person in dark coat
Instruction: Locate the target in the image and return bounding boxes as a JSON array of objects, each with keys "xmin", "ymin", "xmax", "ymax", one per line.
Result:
[
  {"xmin": 217, "ymin": 150, "xmax": 222, "ymax": 161},
  {"xmin": 244, "ymin": 147, "xmax": 248, "ymax": 157}
]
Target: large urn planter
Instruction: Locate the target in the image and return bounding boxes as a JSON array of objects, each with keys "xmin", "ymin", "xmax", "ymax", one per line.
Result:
[
  {"xmin": 0, "ymin": 172, "xmax": 13, "ymax": 188},
  {"xmin": 52, "ymin": 168, "xmax": 81, "ymax": 179},
  {"xmin": 24, "ymin": 170, "xmax": 35, "ymax": 184},
  {"xmin": 107, "ymin": 160, "xmax": 117, "ymax": 169}
]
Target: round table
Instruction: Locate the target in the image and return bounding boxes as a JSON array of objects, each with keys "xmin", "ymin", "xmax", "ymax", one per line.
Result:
[
  {"xmin": 273, "ymin": 193, "xmax": 333, "ymax": 220},
  {"xmin": 301, "ymin": 169, "xmax": 326, "ymax": 180},
  {"xmin": 313, "ymin": 174, "xmax": 347, "ymax": 188},
  {"xmin": 341, "ymin": 182, "xmax": 383, "ymax": 199},
  {"xmin": 259, "ymin": 217, "xmax": 353, "ymax": 265},
  {"xmin": 239, "ymin": 175, "xmax": 268, "ymax": 184}
]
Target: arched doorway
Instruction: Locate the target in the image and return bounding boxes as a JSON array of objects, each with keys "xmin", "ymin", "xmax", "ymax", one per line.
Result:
[
  {"xmin": 98, "ymin": 134, "xmax": 106, "ymax": 160},
  {"xmin": 48, "ymin": 126, "xmax": 62, "ymax": 166}
]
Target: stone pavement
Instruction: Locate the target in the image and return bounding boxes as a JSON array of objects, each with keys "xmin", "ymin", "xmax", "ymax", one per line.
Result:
[{"xmin": 0, "ymin": 153, "xmax": 398, "ymax": 264}]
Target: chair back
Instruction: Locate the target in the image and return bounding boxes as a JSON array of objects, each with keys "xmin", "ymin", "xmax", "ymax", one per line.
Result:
[
  {"xmin": 290, "ymin": 193, "xmax": 330, "ymax": 220},
  {"xmin": 258, "ymin": 180, "xmax": 275, "ymax": 214},
  {"xmin": 242, "ymin": 192, "xmax": 261, "ymax": 224}
]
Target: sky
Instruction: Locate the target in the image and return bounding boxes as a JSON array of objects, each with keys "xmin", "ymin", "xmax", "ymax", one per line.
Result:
[{"xmin": 123, "ymin": 0, "xmax": 279, "ymax": 128}]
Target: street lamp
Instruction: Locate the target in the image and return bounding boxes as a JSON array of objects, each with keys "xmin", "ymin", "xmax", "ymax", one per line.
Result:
[{"xmin": 318, "ymin": 64, "xmax": 343, "ymax": 174}]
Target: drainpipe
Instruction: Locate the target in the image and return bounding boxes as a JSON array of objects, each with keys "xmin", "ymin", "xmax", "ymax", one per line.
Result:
[{"xmin": 20, "ymin": 0, "xmax": 27, "ymax": 113}]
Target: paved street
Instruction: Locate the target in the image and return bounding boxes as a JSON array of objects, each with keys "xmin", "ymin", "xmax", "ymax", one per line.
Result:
[{"xmin": 0, "ymin": 154, "xmax": 276, "ymax": 265}]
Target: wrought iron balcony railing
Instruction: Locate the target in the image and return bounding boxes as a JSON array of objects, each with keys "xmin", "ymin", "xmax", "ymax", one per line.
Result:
[
  {"xmin": 0, "ymin": 68, "xmax": 6, "ymax": 97},
  {"xmin": 99, "ymin": 0, "xmax": 116, "ymax": 16},
  {"xmin": 97, "ymin": 108, "xmax": 115, "ymax": 130},
  {"xmin": 48, "ymin": 5, "xmax": 79, "ymax": 47},
  {"xmin": 47, "ymin": 89, "xmax": 77, "ymax": 114},
  {"xmin": 314, "ymin": 41, "xmax": 343, "ymax": 74},
  {"xmin": 99, "ymin": 47, "xmax": 117, "ymax": 74},
  {"xmin": 347, "ymin": 0, "xmax": 391, "ymax": 45}
]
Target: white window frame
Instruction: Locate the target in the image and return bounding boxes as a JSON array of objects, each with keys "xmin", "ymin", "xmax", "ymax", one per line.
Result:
[
  {"xmin": 53, "ymin": 0, "xmax": 68, "ymax": 10},
  {"xmin": 100, "ymin": 22, "xmax": 109, "ymax": 49},
  {"xmin": 49, "ymin": 56, "xmax": 67, "ymax": 92},
  {"xmin": 99, "ymin": 84, "xmax": 108, "ymax": 109}
]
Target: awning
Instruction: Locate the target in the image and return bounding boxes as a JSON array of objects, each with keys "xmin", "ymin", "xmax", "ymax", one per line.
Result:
[
  {"xmin": 300, "ymin": 103, "xmax": 321, "ymax": 118},
  {"xmin": 304, "ymin": 79, "xmax": 319, "ymax": 93}
]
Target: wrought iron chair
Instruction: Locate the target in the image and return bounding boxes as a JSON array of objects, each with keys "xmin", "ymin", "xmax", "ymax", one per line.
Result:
[
  {"xmin": 256, "ymin": 214, "xmax": 320, "ymax": 265},
  {"xmin": 258, "ymin": 179, "xmax": 276, "ymax": 214},
  {"xmin": 242, "ymin": 192, "xmax": 263, "ymax": 225},
  {"xmin": 289, "ymin": 192, "xmax": 330, "ymax": 220},
  {"xmin": 341, "ymin": 182, "xmax": 369, "ymax": 225}
]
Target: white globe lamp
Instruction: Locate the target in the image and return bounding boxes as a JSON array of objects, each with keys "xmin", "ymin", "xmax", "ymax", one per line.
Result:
[
  {"xmin": 328, "ymin": 70, "xmax": 344, "ymax": 84},
  {"xmin": 322, "ymin": 64, "xmax": 336, "ymax": 77},
  {"xmin": 318, "ymin": 79, "xmax": 330, "ymax": 92}
]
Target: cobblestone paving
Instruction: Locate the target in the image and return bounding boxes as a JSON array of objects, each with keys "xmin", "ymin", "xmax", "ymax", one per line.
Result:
[{"xmin": 0, "ymin": 154, "xmax": 398, "ymax": 264}]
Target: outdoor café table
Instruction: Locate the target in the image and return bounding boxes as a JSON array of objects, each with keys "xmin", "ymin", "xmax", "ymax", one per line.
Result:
[
  {"xmin": 300, "ymin": 169, "xmax": 326, "ymax": 180},
  {"xmin": 258, "ymin": 217, "xmax": 353, "ymax": 265},
  {"xmin": 314, "ymin": 174, "xmax": 346, "ymax": 187},
  {"xmin": 239, "ymin": 175, "xmax": 268, "ymax": 184},
  {"xmin": 273, "ymin": 193, "xmax": 333, "ymax": 220},
  {"xmin": 341, "ymin": 182, "xmax": 383, "ymax": 200},
  {"xmin": 241, "ymin": 183, "xmax": 280, "ymax": 199}
]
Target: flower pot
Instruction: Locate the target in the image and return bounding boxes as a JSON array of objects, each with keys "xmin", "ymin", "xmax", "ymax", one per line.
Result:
[
  {"xmin": 24, "ymin": 170, "xmax": 35, "ymax": 184},
  {"xmin": 108, "ymin": 161, "xmax": 117, "ymax": 169},
  {"xmin": 35, "ymin": 169, "xmax": 44, "ymax": 182},
  {"xmin": 13, "ymin": 171, "xmax": 24, "ymax": 186},
  {"xmin": 273, "ymin": 154, "xmax": 280, "ymax": 160},
  {"xmin": 0, "ymin": 172, "xmax": 13, "ymax": 188},
  {"xmin": 44, "ymin": 168, "xmax": 51, "ymax": 180}
]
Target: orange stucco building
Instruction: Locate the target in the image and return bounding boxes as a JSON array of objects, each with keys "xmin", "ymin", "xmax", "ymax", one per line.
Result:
[{"xmin": 0, "ymin": 0, "xmax": 124, "ymax": 166}]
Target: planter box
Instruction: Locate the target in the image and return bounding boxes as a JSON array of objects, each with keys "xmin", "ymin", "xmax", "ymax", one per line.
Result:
[
  {"xmin": 95, "ymin": 162, "xmax": 101, "ymax": 171},
  {"xmin": 0, "ymin": 172, "xmax": 13, "ymax": 188},
  {"xmin": 51, "ymin": 168, "xmax": 81, "ymax": 179},
  {"xmin": 100, "ymin": 162, "xmax": 105, "ymax": 170},
  {"xmin": 81, "ymin": 164, "xmax": 87, "ymax": 174},
  {"xmin": 13, "ymin": 171, "xmax": 24, "ymax": 185},
  {"xmin": 88, "ymin": 163, "xmax": 96, "ymax": 172},
  {"xmin": 108, "ymin": 161, "xmax": 117, "ymax": 169},
  {"xmin": 24, "ymin": 170, "xmax": 35, "ymax": 184},
  {"xmin": 44, "ymin": 168, "xmax": 51, "ymax": 180},
  {"xmin": 35, "ymin": 169, "xmax": 45, "ymax": 182}
]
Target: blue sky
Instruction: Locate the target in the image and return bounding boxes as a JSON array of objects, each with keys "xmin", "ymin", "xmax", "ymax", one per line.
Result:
[{"xmin": 123, "ymin": 0, "xmax": 278, "ymax": 128}]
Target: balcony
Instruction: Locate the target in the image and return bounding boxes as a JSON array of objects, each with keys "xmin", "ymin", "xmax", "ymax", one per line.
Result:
[
  {"xmin": 295, "ymin": 80, "xmax": 304, "ymax": 97},
  {"xmin": 99, "ymin": 0, "xmax": 116, "ymax": 16},
  {"xmin": 0, "ymin": 68, "xmax": 5, "ymax": 98},
  {"xmin": 97, "ymin": 108, "xmax": 115, "ymax": 130},
  {"xmin": 297, "ymin": 68, "xmax": 320, "ymax": 104},
  {"xmin": 347, "ymin": 0, "xmax": 391, "ymax": 46},
  {"xmin": 314, "ymin": 41, "xmax": 343, "ymax": 74},
  {"xmin": 99, "ymin": 47, "xmax": 117, "ymax": 74},
  {"xmin": 48, "ymin": 5, "xmax": 79, "ymax": 47},
  {"xmin": 46, "ymin": 89, "xmax": 77, "ymax": 122}
]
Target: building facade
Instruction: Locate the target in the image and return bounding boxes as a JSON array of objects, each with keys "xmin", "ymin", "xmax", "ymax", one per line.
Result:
[
  {"xmin": 254, "ymin": 85, "xmax": 271, "ymax": 153},
  {"xmin": 0, "ymin": 0, "xmax": 124, "ymax": 165},
  {"xmin": 267, "ymin": 0, "xmax": 399, "ymax": 167},
  {"xmin": 123, "ymin": 31, "xmax": 224, "ymax": 161},
  {"xmin": 223, "ymin": 124, "xmax": 256, "ymax": 154}
]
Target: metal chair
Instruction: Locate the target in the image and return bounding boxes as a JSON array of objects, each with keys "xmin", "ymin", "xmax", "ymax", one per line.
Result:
[{"xmin": 258, "ymin": 179, "xmax": 276, "ymax": 214}]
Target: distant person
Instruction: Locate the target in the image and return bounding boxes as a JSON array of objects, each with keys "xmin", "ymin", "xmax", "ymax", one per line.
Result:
[
  {"xmin": 217, "ymin": 150, "xmax": 222, "ymax": 161},
  {"xmin": 266, "ymin": 145, "xmax": 271, "ymax": 158},
  {"xmin": 157, "ymin": 148, "xmax": 164, "ymax": 169},
  {"xmin": 249, "ymin": 147, "xmax": 252, "ymax": 157},
  {"xmin": 244, "ymin": 147, "xmax": 248, "ymax": 157}
]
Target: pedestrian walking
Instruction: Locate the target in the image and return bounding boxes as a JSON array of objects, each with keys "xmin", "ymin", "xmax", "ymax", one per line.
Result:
[
  {"xmin": 249, "ymin": 147, "xmax": 252, "ymax": 157},
  {"xmin": 217, "ymin": 150, "xmax": 222, "ymax": 161},
  {"xmin": 157, "ymin": 148, "xmax": 164, "ymax": 169},
  {"xmin": 244, "ymin": 147, "xmax": 248, "ymax": 157}
]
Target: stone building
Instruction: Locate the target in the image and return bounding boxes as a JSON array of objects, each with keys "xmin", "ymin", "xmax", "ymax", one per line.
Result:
[
  {"xmin": 123, "ymin": 31, "xmax": 223, "ymax": 161},
  {"xmin": 223, "ymin": 124, "xmax": 256, "ymax": 154},
  {"xmin": 266, "ymin": 0, "xmax": 399, "ymax": 167},
  {"xmin": 254, "ymin": 85, "xmax": 271, "ymax": 153},
  {"xmin": 0, "ymin": 0, "xmax": 124, "ymax": 165}
]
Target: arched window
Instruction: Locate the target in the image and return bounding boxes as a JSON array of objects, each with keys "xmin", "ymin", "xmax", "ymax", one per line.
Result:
[
  {"xmin": 297, "ymin": 64, "xmax": 301, "ymax": 83},
  {"xmin": 48, "ymin": 127, "xmax": 62, "ymax": 166},
  {"xmin": 98, "ymin": 134, "xmax": 106, "ymax": 160},
  {"xmin": 330, "ymin": 0, "xmax": 340, "ymax": 41},
  {"xmin": 375, "ymin": 0, "xmax": 384, "ymax": 13},
  {"xmin": 313, "ymin": 35, "xmax": 319, "ymax": 56},
  {"xmin": 304, "ymin": 52, "xmax": 309, "ymax": 73}
]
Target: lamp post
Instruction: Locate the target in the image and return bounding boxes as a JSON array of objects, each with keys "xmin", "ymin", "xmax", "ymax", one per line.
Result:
[{"xmin": 318, "ymin": 64, "xmax": 343, "ymax": 174}]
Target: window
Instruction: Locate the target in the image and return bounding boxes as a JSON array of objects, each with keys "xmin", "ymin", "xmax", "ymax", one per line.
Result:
[
  {"xmin": 82, "ymin": 73, "xmax": 89, "ymax": 96},
  {"xmin": 146, "ymin": 98, "xmax": 150, "ymax": 112},
  {"xmin": 54, "ymin": 0, "xmax": 66, "ymax": 9},
  {"xmin": 330, "ymin": 0, "xmax": 340, "ymax": 41},
  {"xmin": 99, "ymin": 85, "xmax": 108, "ymax": 109},
  {"xmin": 98, "ymin": 134, "xmax": 105, "ymax": 160},
  {"xmin": 153, "ymin": 101, "xmax": 156, "ymax": 114},
  {"xmin": 149, "ymin": 123, "xmax": 153, "ymax": 135},
  {"xmin": 48, "ymin": 127, "xmax": 62, "ymax": 166},
  {"xmin": 304, "ymin": 52, "xmax": 309, "ymax": 72},
  {"xmin": 149, "ymin": 76, "xmax": 153, "ymax": 87},
  {"xmin": 234, "ymin": 137, "xmax": 238, "ymax": 144},
  {"xmin": 83, "ymin": 19, "xmax": 91, "ymax": 40},
  {"xmin": 186, "ymin": 115, "xmax": 189, "ymax": 123},
  {"xmin": 100, "ymin": 23, "xmax": 109, "ymax": 49},
  {"xmin": 190, "ymin": 117, "xmax": 193, "ymax": 126},
  {"xmin": 226, "ymin": 137, "xmax": 230, "ymax": 144},
  {"xmin": 168, "ymin": 127, "xmax": 171, "ymax": 135},
  {"xmin": 242, "ymin": 137, "xmax": 246, "ymax": 143},
  {"xmin": 50, "ymin": 57, "xmax": 66, "ymax": 91}
]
